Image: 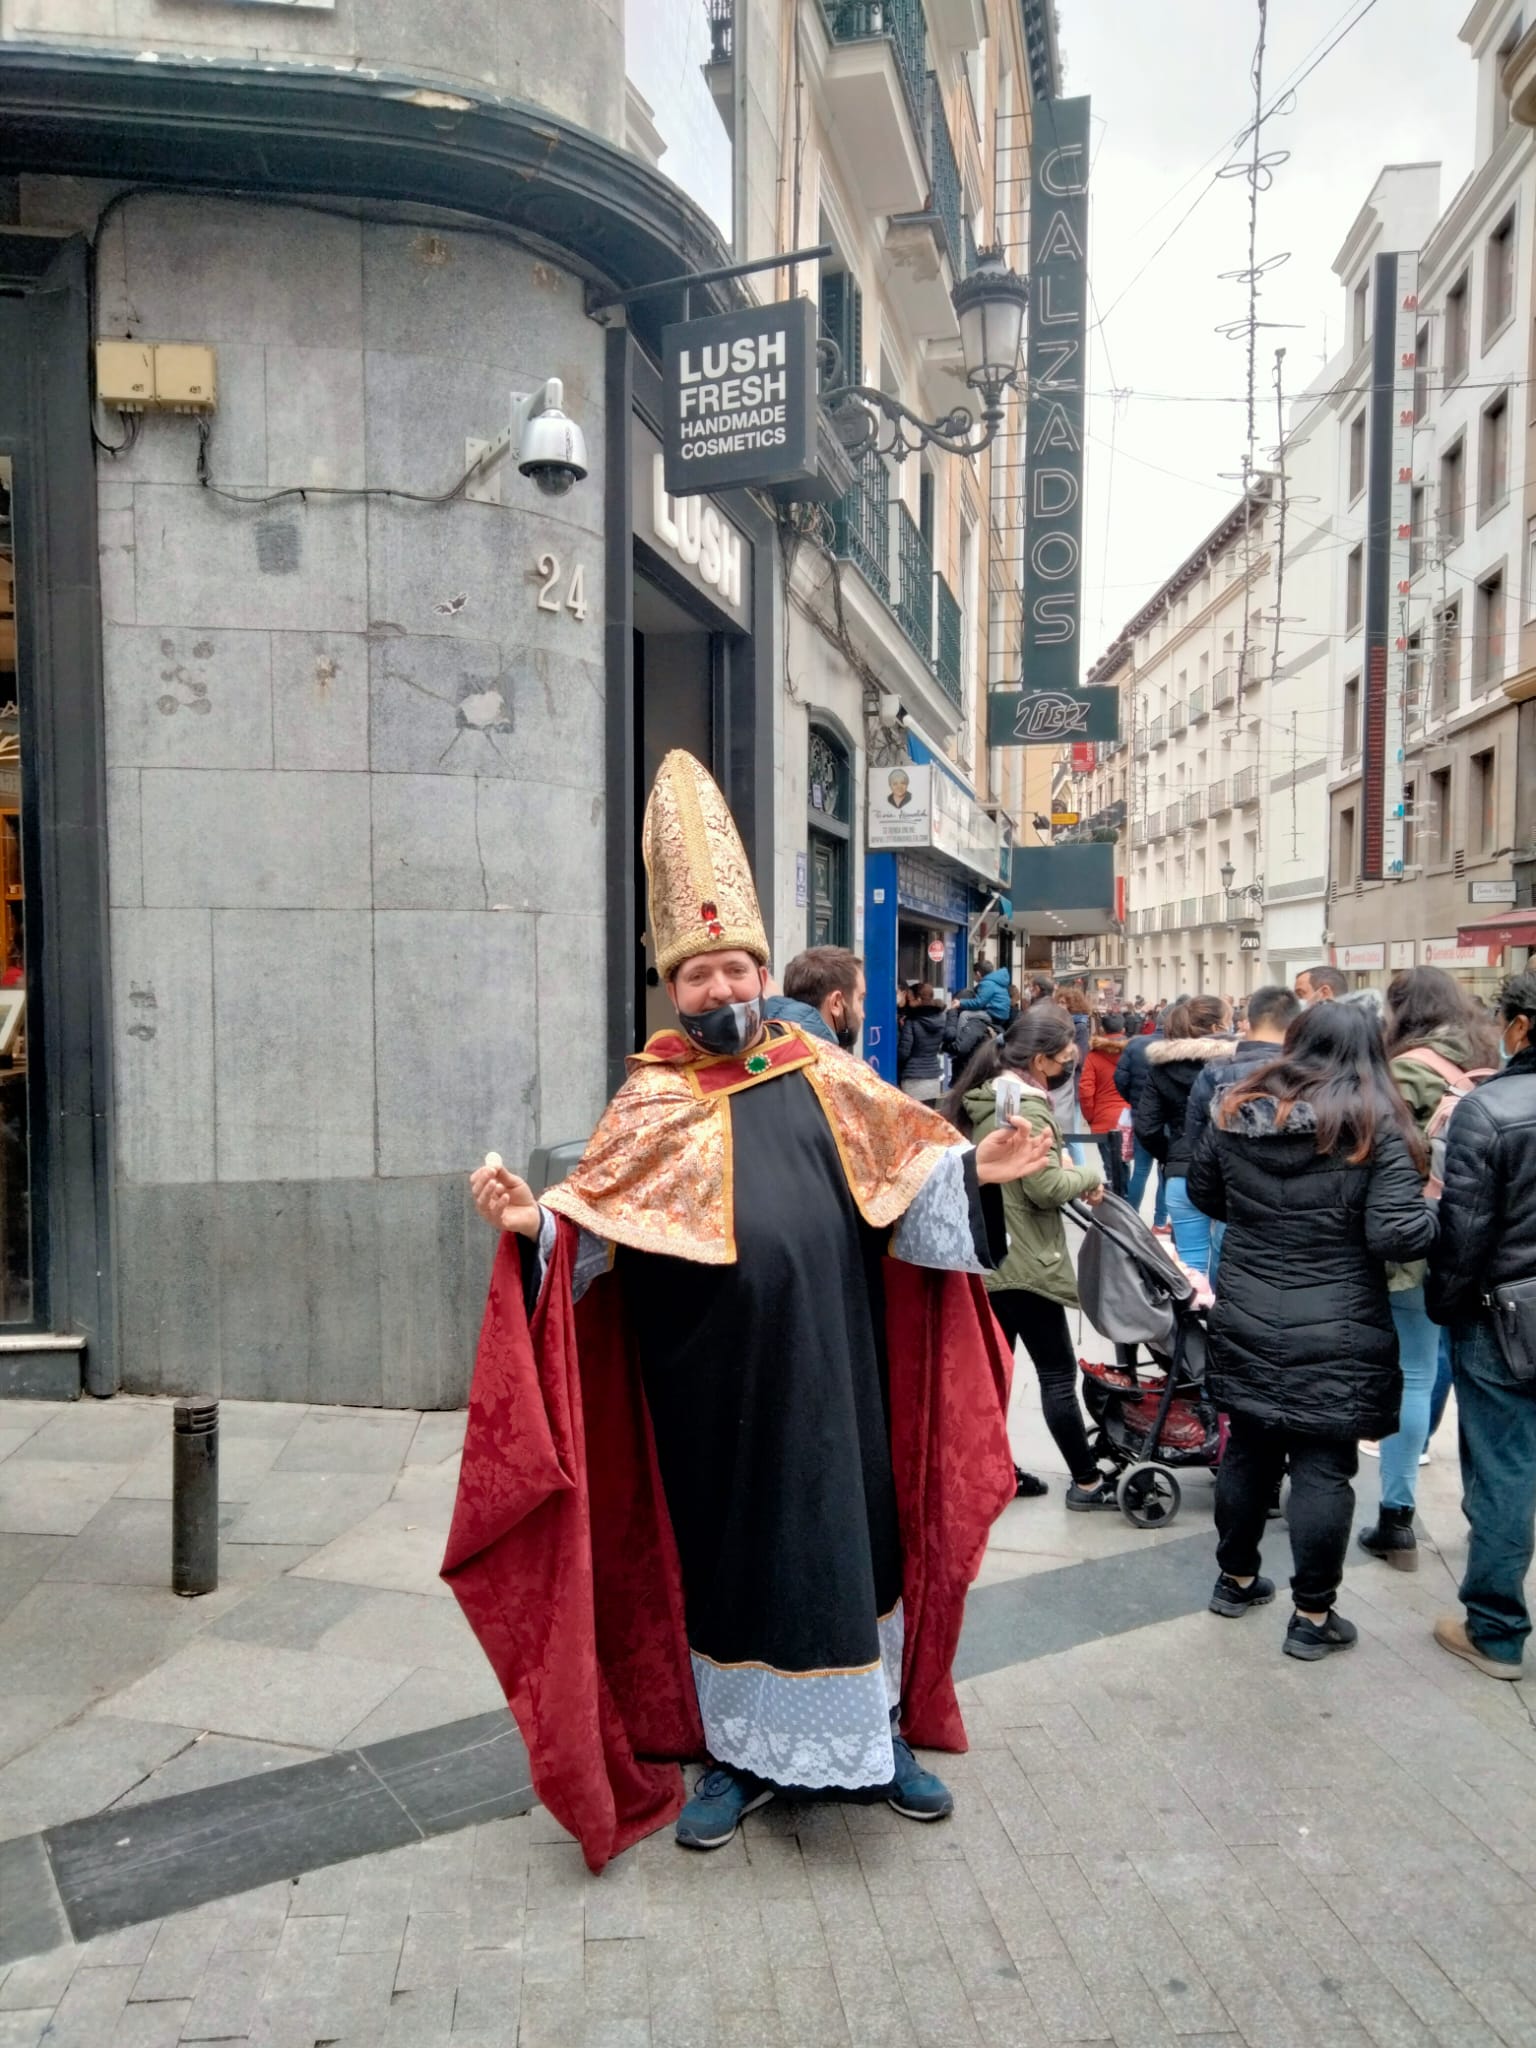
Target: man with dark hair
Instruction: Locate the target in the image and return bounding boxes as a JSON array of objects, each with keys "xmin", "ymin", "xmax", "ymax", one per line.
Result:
[
  {"xmin": 1184, "ymin": 985, "xmax": 1301, "ymax": 1149},
  {"xmin": 1427, "ymin": 969, "xmax": 1536, "ymax": 1682},
  {"xmin": 779, "ymin": 945, "xmax": 866, "ymax": 1051},
  {"xmin": 1295, "ymin": 964, "xmax": 1347, "ymax": 1004}
]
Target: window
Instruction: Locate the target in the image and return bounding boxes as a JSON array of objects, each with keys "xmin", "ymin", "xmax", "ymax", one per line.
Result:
[
  {"xmin": 1445, "ymin": 273, "xmax": 1470, "ymax": 386},
  {"xmin": 1346, "ymin": 544, "xmax": 1363, "ymax": 632},
  {"xmin": 1402, "ymin": 778, "xmax": 1417, "ymax": 867},
  {"xmin": 1528, "ymin": 517, "xmax": 1536, "ymax": 616},
  {"xmin": 1342, "ymin": 674, "xmax": 1361, "ymax": 760},
  {"xmin": 1428, "ymin": 766, "xmax": 1452, "ymax": 864},
  {"xmin": 1479, "ymin": 392, "xmax": 1509, "ymax": 518},
  {"xmin": 1434, "ymin": 599, "xmax": 1462, "ymax": 716},
  {"xmin": 1413, "ymin": 323, "xmax": 1430, "ymax": 423},
  {"xmin": 1348, "ymin": 410, "xmax": 1367, "ymax": 501},
  {"xmin": 1486, "ymin": 212, "xmax": 1517, "ymax": 339},
  {"xmin": 1440, "ymin": 438, "xmax": 1465, "ymax": 551},
  {"xmin": 1337, "ymin": 805, "xmax": 1357, "ymax": 885},
  {"xmin": 1476, "ymin": 569, "xmax": 1507, "ymax": 689},
  {"xmin": 1406, "ymin": 631, "xmax": 1424, "ymax": 726},
  {"xmin": 1352, "ymin": 275, "xmax": 1370, "ymax": 355},
  {"xmin": 1498, "ymin": 17, "xmax": 1523, "ymax": 131},
  {"xmin": 819, "ymin": 267, "xmax": 863, "ymax": 383},
  {"xmin": 1471, "ymin": 748, "xmax": 1497, "ymax": 855},
  {"xmin": 1410, "ymin": 484, "xmax": 1426, "ymax": 578}
]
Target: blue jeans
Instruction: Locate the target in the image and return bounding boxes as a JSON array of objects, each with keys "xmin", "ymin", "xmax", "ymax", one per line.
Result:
[
  {"xmin": 1164, "ymin": 1176, "xmax": 1213, "ymax": 1276},
  {"xmin": 1429, "ymin": 1325, "xmax": 1453, "ymax": 1437},
  {"xmin": 1128, "ymin": 1140, "xmax": 1166, "ymax": 1227},
  {"xmin": 1378, "ymin": 1285, "xmax": 1439, "ymax": 1510},
  {"xmin": 1454, "ymin": 1315, "xmax": 1536, "ymax": 1664}
]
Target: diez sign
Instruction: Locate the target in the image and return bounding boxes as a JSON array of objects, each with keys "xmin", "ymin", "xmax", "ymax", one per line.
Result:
[
  {"xmin": 662, "ymin": 298, "xmax": 819, "ymax": 497},
  {"xmin": 986, "ymin": 684, "xmax": 1119, "ymax": 746},
  {"xmin": 1023, "ymin": 95, "xmax": 1090, "ymax": 692}
]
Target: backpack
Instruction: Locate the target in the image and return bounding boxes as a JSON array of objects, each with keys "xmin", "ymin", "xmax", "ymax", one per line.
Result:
[
  {"xmin": 949, "ymin": 1010, "xmax": 997, "ymax": 1065},
  {"xmin": 1397, "ymin": 1045, "xmax": 1494, "ymax": 1195}
]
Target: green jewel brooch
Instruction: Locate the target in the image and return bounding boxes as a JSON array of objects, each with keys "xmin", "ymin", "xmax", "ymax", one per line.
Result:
[{"xmin": 745, "ymin": 1053, "xmax": 771, "ymax": 1075}]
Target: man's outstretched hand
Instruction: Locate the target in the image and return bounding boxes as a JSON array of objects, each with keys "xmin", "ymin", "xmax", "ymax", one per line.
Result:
[
  {"xmin": 973, "ymin": 1118, "xmax": 1056, "ymax": 1185},
  {"xmin": 470, "ymin": 1162, "xmax": 542, "ymax": 1239}
]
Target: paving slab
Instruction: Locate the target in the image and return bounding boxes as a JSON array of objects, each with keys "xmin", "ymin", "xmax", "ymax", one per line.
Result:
[
  {"xmin": 208, "ymin": 1574, "xmax": 373, "ymax": 1653},
  {"xmin": 288, "ymin": 1498, "xmax": 456, "ymax": 1599},
  {"xmin": 110, "ymin": 1732, "xmax": 326, "ymax": 1809},
  {"xmin": 273, "ymin": 1411, "xmax": 420, "ymax": 1475},
  {"xmin": 96, "ymin": 1635, "xmax": 416, "ymax": 1749},
  {"xmin": 0, "ymin": 1716, "xmax": 195, "ymax": 1841},
  {"xmin": 224, "ymin": 1472, "xmax": 398, "ymax": 1547},
  {"xmin": 0, "ymin": 1463, "xmax": 140, "ymax": 1538},
  {"xmin": 0, "ymin": 1536, "xmax": 68, "ymax": 1625}
]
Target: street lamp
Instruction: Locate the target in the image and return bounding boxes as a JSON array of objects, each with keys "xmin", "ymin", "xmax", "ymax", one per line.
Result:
[
  {"xmin": 823, "ymin": 248, "xmax": 1029, "ymax": 462},
  {"xmin": 1219, "ymin": 862, "xmax": 1264, "ymax": 921}
]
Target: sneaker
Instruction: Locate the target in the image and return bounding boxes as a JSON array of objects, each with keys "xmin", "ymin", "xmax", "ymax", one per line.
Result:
[
  {"xmin": 1283, "ymin": 1610, "xmax": 1358, "ymax": 1662},
  {"xmin": 1432, "ymin": 1614, "xmax": 1524, "ymax": 1682},
  {"xmin": 1357, "ymin": 1504, "xmax": 1418, "ymax": 1572},
  {"xmin": 887, "ymin": 1734, "xmax": 954, "ymax": 1822},
  {"xmin": 1209, "ymin": 1572, "xmax": 1275, "ymax": 1618},
  {"xmin": 1358, "ymin": 1440, "xmax": 1380, "ymax": 1458},
  {"xmin": 1151, "ymin": 1223, "xmax": 1172, "ymax": 1238},
  {"xmin": 1013, "ymin": 1466, "xmax": 1049, "ymax": 1499},
  {"xmin": 1065, "ymin": 1474, "xmax": 1121, "ymax": 1512},
  {"xmin": 675, "ymin": 1765, "xmax": 773, "ymax": 1850}
]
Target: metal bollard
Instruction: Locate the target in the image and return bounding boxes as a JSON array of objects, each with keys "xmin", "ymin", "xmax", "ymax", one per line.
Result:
[{"xmin": 172, "ymin": 1399, "xmax": 220, "ymax": 1596}]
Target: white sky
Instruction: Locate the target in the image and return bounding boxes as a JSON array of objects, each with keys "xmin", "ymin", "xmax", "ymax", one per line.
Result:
[
  {"xmin": 1069, "ymin": 0, "xmax": 1476, "ymax": 657},
  {"xmin": 629, "ymin": 0, "xmax": 1480, "ymax": 659}
]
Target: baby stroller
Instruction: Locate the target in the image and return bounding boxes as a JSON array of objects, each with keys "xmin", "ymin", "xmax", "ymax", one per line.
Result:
[{"xmin": 1064, "ymin": 1191, "xmax": 1223, "ymax": 1528}]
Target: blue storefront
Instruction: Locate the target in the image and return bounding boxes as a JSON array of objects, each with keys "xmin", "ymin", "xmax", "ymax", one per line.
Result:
[{"xmin": 862, "ymin": 736, "xmax": 1009, "ymax": 1086}]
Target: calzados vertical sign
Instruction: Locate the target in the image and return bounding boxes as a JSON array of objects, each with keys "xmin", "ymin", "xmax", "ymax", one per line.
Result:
[{"xmin": 1023, "ymin": 96, "xmax": 1090, "ymax": 691}]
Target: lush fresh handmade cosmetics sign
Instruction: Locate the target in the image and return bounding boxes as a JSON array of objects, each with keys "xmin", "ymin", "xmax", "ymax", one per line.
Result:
[{"xmin": 662, "ymin": 298, "xmax": 819, "ymax": 496}]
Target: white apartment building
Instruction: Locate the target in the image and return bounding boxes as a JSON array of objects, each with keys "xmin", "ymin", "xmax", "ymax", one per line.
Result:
[
  {"xmin": 1318, "ymin": 5, "xmax": 1532, "ymax": 997},
  {"xmin": 1073, "ymin": 486, "xmax": 1276, "ymax": 1004}
]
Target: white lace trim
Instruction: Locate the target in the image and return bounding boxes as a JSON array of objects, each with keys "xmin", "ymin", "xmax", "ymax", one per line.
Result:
[
  {"xmin": 891, "ymin": 1149, "xmax": 987, "ymax": 1273},
  {"xmin": 691, "ymin": 1603, "xmax": 905, "ymax": 1791}
]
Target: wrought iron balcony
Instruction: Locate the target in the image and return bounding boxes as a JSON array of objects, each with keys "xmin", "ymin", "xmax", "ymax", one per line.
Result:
[
  {"xmin": 925, "ymin": 72, "xmax": 963, "ymax": 276},
  {"xmin": 1188, "ymin": 683, "xmax": 1208, "ymax": 722},
  {"xmin": 1185, "ymin": 788, "xmax": 1205, "ymax": 826},
  {"xmin": 1212, "ymin": 666, "xmax": 1235, "ymax": 708},
  {"xmin": 1207, "ymin": 777, "xmax": 1230, "ymax": 814},
  {"xmin": 821, "ymin": 0, "xmax": 926, "ymax": 134},
  {"xmin": 1201, "ymin": 892, "xmax": 1224, "ymax": 925},
  {"xmin": 1169, "ymin": 699, "xmax": 1188, "ymax": 736},
  {"xmin": 1133, "ymin": 731, "xmax": 1149, "ymax": 760},
  {"xmin": 830, "ymin": 447, "xmax": 890, "ymax": 604},
  {"xmin": 1165, "ymin": 797, "xmax": 1186, "ymax": 832},
  {"xmin": 1233, "ymin": 765, "xmax": 1261, "ymax": 805},
  {"xmin": 704, "ymin": 0, "xmax": 733, "ymax": 65},
  {"xmin": 1146, "ymin": 808, "xmax": 1163, "ymax": 840},
  {"xmin": 893, "ymin": 503, "xmax": 934, "ymax": 664},
  {"xmin": 1180, "ymin": 896, "xmax": 1198, "ymax": 928},
  {"xmin": 1150, "ymin": 714, "xmax": 1167, "ymax": 748},
  {"xmin": 933, "ymin": 571, "xmax": 962, "ymax": 704}
]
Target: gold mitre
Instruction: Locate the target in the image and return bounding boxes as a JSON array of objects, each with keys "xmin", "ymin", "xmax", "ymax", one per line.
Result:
[{"xmin": 643, "ymin": 750, "xmax": 768, "ymax": 978}]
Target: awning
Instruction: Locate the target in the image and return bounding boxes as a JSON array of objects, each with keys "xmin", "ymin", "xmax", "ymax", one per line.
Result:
[{"xmin": 1454, "ymin": 912, "xmax": 1536, "ymax": 950}]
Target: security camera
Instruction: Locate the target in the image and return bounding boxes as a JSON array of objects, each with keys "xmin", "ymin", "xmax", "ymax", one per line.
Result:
[{"xmin": 511, "ymin": 378, "xmax": 588, "ymax": 496}]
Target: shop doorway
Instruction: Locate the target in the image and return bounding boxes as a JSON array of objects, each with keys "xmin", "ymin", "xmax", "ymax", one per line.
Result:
[{"xmin": 633, "ymin": 571, "xmax": 720, "ymax": 1040}]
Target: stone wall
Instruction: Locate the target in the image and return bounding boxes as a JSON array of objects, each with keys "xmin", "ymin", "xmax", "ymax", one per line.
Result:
[{"xmin": 83, "ymin": 191, "xmax": 610, "ymax": 1404}]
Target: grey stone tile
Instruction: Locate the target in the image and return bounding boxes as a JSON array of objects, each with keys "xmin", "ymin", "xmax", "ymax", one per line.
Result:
[
  {"xmin": 405, "ymin": 1413, "xmax": 467, "ymax": 1467},
  {"xmin": 110, "ymin": 906, "xmax": 216, "ymax": 1185},
  {"xmin": 502, "ymin": 647, "xmax": 606, "ymax": 794},
  {"xmin": 357, "ymin": 226, "xmax": 598, "ymax": 378},
  {"xmin": 106, "ymin": 767, "xmax": 144, "ymax": 910},
  {"xmin": 133, "ymin": 483, "xmax": 367, "ymax": 635},
  {"xmin": 96, "ymin": 484, "xmax": 137, "ymax": 628},
  {"xmin": 112, "ymin": 2001, "xmax": 192, "ymax": 2048},
  {"xmin": 114, "ymin": 1183, "xmax": 223, "ymax": 1400},
  {"xmin": 115, "ymin": 1430, "xmax": 285, "ymax": 1505},
  {"xmin": 177, "ymin": 1944, "xmax": 270, "ymax": 2040},
  {"xmin": 133, "ymin": 1905, "xmax": 231, "ymax": 2001},
  {"xmin": 393, "ymin": 1908, "xmax": 468, "ymax": 1993},
  {"xmin": 262, "ymin": 1910, "xmax": 346, "ymax": 2001},
  {"xmin": 111, "ymin": 1732, "xmax": 325, "ymax": 1809},
  {"xmin": 370, "ymin": 773, "xmax": 484, "ymax": 911},
  {"xmin": 11, "ymin": 1401, "xmax": 165, "ymax": 1465},
  {"xmin": 0, "ymin": 1940, "xmax": 78, "ymax": 2011},
  {"xmin": 214, "ymin": 1180, "xmax": 385, "ymax": 1406},
  {"xmin": 266, "ymin": 345, "xmax": 366, "ymax": 491},
  {"xmin": 373, "ymin": 910, "xmax": 537, "ymax": 1179},
  {"xmin": 98, "ymin": 1634, "xmax": 414, "ymax": 1748},
  {"xmin": 209, "ymin": 1574, "xmax": 372, "ymax": 1651},
  {"xmin": 271, "ymin": 632, "xmax": 370, "ymax": 772},
  {"xmin": 0, "ymin": 2009, "xmax": 55, "ymax": 2047},
  {"xmin": 0, "ymin": 1832, "xmax": 71, "ymax": 1968},
  {"xmin": 102, "ymin": 340, "xmax": 268, "ymax": 491},
  {"xmin": 377, "ymin": 1174, "xmax": 489, "ymax": 1413},
  {"xmin": 0, "ymin": 1536, "xmax": 68, "ymax": 1624},
  {"xmin": 29, "ymin": 1963, "xmax": 137, "ymax": 2047},
  {"xmin": 116, "ymin": 196, "xmax": 361, "ymax": 346},
  {"xmin": 0, "ymin": 1462, "xmax": 141, "ymax": 1539},
  {"xmin": 314, "ymin": 1589, "xmax": 480, "ymax": 1674},
  {"xmin": 102, "ymin": 623, "xmax": 273, "ymax": 771},
  {"xmin": 39, "ymin": 1498, "xmax": 186, "ymax": 1590},
  {"xmin": 222, "ymin": 1471, "xmax": 395, "ymax": 1548},
  {"xmin": 535, "ymin": 911, "xmax": 607, "ymax": 1152},
  {"xmin": 475, "ymin": 778, "xmax": 605, "ymax": 917},
  {"xmin": 274, "ymin": 1410, "xmax": 419, "ymax": 1477},
  {"xmin": 212, "ymin": 910, "xmax": 375, "ymax": 1180},
  {"xmin": 339, "ymin": 1666, "xmax": 507, "ymax": 1749},
  {"xmin": 366, "ymin": 633, "xmax": 514, "ymax": 781},
  {"xmin": 142, "ymin": 767, "xmax": 371, "ymax": 911},
  {"xmin": 363, "ymin": 493, "xmax": 596, "ymax": 657},
  {"xmin": 361, "ymin": 349, "xmax": 516, "ymax": 502}
]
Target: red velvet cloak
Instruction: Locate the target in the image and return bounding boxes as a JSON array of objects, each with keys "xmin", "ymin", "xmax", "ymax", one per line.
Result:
[{"xmin": 441, "ymin": 1215, "xmax": 1014, "ymax": 1872}]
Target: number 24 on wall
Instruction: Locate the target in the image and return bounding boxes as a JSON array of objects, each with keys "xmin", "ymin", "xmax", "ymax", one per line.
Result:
[{"xmin": 535, "ymin": 553, "xmax": 588, "ymax": 622}]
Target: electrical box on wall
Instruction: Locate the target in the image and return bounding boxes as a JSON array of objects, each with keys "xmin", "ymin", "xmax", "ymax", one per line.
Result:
[
  {"xmin": 95, "ymin": 341, "xmax": 155, "ymax": 411},
  {"xmin": 94, "ymin": 341, "xmax": 218, "ymax": 415},
  {"xmin": 152, "ymin": 345, "xmax": 217, "ymax": 413}
]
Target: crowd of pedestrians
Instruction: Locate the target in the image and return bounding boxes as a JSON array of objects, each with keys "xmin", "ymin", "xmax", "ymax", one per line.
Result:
[{"xmin": 921, "ymin": 955, "xmax": 1536, "ymax": 1683}]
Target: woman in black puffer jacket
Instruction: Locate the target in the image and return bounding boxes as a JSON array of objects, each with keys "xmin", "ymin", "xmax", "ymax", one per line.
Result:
[
  {"xmin": 1133, "ymin": 995, "xmax": 1234, "ymax": 1274},
  {"xmin": 1188, "ymin": 1003, "xmax": 1436, "ymax": 1663}
]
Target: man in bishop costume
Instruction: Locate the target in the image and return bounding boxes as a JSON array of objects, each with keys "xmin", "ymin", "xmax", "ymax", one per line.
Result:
[{"xmin": 443, "ymin": 751, "xmax": 1050, "ymax": 1868}]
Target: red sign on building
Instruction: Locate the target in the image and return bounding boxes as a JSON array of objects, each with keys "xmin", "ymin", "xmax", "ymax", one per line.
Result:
[{"xmin": 1071, "ymin": 743, "xmax": 1097, "ymax": 773}]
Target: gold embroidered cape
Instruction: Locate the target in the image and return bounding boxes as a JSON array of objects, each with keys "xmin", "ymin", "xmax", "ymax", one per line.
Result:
[{"xmin": 541, "ymin": 1023, "xmax": 965, "ymax": 1263}]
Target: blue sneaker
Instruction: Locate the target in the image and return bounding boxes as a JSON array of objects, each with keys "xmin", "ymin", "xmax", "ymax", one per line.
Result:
[
  {"xmin": 675, "ymin": 1765, "xmax": 773, "ymax": 1850},
  {"xmin": 887, "ymin": 1735, "xmax": 954, "ymax": 1822}
]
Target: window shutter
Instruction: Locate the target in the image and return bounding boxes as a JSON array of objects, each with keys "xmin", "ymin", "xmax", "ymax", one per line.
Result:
[{"xmin": 819, "ymin": 272, "xmax": 862, "ymax": 385}]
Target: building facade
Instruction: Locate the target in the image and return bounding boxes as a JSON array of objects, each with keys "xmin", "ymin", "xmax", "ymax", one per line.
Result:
[{"xmin": 0, "ymin": 0, "xmax": 778, "ymax": 1404}]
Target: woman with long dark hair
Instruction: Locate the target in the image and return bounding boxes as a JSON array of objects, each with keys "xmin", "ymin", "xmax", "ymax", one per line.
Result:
[
  {"xmin": 1189, "ymin": 1003, "xmax": 1437, "ymax": 1658},
  {"xmin": 1354, "ymin": 968, "xmax": 1497, "ymax": 1568},
  {"xmin": 943, "ymin": 1005, "xmax": 1118, "ymax": 1510}
]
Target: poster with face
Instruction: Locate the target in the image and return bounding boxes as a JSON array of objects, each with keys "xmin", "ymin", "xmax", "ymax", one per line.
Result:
[{"xmin": 867, "ymin": 764, "xmax": 932, "ymax": 848}]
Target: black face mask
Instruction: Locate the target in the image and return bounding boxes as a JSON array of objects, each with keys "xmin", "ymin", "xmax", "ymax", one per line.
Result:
[
  {"xmin": 835, "ymin": 1017, "xmax": 860, "ymax": 1051},
  {"xmin": 679, "ymin": 995, "xmax": 764, "ymax": 1057}
]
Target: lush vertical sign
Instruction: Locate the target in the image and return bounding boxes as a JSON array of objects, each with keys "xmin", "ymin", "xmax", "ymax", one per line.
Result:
[{"xmin": 1023, "ymin": 96, "xmax": 1089, "ymax": 691}]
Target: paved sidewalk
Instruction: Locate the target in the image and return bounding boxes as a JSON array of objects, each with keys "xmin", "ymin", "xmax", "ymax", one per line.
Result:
[{"xmin": 4, "ymin": 1319, "xmax": 1536, "ymax": 2042}]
